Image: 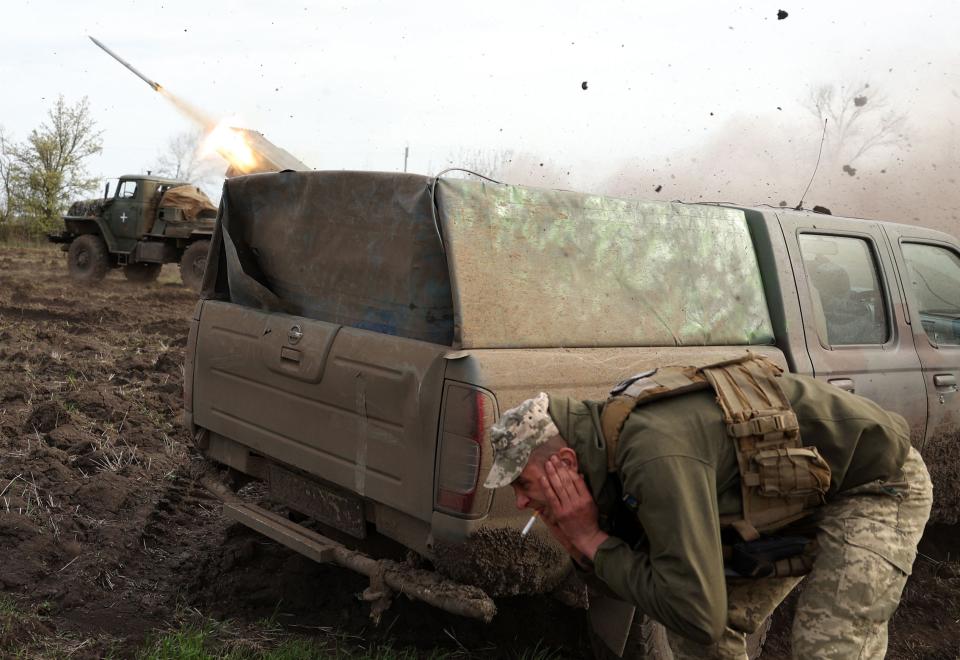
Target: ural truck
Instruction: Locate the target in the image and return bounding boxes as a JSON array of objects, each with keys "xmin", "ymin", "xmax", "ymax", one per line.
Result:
[
  {"xmin": 49, "ymin": 174, "xmax": 217, "ymax": 290},
  {"xmin": 184, "ymin": 171, "xmax": 960, "ymax": 657}
]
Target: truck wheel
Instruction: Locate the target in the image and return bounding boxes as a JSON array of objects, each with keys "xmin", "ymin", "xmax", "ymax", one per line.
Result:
[
  {"xmin": 124, "ymin": 263, "xmax": 162, "ymax": 284},
  {"xmin": 180, "ymin": 240, "xmax": 210, "ymax": 292},
  {"xmin": 67, "ymin": 234, "xmax": 110, "ymax": 283},
  {"xmin": 590, "ymin": 614, "xmax": 673, "ymax": 660}
]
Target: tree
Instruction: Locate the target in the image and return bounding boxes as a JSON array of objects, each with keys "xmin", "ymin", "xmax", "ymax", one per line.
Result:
[
  {"xmin": 805, "ymin": 82, "xmax": 908, "ymax": 175},
  {"xmin": 0, "ymin": 96, "xmax": 103, "ymax": 233},
  {"xmin": 154, "ymin": 129, "xmax": 225, "ymax": 189},
  {"xmin": 0, "ymin": 127, "xmax": 13, "ymax": 224}
]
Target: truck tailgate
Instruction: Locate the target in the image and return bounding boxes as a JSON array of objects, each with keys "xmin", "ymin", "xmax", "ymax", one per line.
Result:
[{"xmin": 192, "ymin": 300, "xmax": 448, "ymax": 521}]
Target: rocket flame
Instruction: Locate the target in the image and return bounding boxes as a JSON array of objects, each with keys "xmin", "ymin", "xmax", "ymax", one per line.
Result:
[{"xmin": 201, "ymin": 119, "xmax": 258, "ymax": 173}]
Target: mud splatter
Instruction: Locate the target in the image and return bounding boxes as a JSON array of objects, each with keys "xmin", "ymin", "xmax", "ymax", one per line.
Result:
[{"xmin": 432, "ymin": 527, "xmax": 570, "ymax": 596}]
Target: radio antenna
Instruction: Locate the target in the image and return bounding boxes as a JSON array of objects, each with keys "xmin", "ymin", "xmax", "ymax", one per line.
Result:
[{"xmin": 795, "ymin": 118, "xmax": 828, "ymax": 210}]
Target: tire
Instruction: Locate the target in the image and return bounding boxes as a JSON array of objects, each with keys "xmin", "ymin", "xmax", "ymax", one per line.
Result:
[
  {"xmin": 67, "ymin": 234, "xmax": 110, "ymax": 283},
  {"xmin": 179, "ymin": 240, "xmax": 209, "ymax": 292},
  {"xmin": 590, "ymin": 613, "xmax": 673, "ymax": 660},
  {"xmin": 123, "ymin": 262, "xmax": 162, "ymax": 284}
]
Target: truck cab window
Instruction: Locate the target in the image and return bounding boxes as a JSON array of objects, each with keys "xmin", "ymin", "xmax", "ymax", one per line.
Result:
[
  {"xmin": 800, "ymin": 234, "xmax": 889, "ymax": 346},
  {"xmin": 117, "ymin": 180, "xmax": 138, "ymax": 199},
  {"xmin": 902, "ymin": 243, "xmax": 960, "ymax": 346}
]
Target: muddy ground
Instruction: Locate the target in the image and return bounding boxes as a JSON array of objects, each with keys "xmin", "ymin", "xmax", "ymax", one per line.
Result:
[{"xmin": 0, "ymin": 245, "xmax": 957, "ymax": 659}]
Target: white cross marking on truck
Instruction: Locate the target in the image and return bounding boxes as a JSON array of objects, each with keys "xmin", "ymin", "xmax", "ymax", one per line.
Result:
[{"xmin": 120, "ymin": 212, "xmax": 128, "ymax": 223}]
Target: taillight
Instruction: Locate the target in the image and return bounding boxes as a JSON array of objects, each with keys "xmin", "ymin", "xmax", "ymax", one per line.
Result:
[{"xmin": 435, "ymin": 383, "xmax": 496, "ymax": 517}]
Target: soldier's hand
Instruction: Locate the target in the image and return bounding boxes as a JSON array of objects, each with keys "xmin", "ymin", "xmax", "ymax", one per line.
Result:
[
  {"xmin": 539, "ymin": 516, "xmax": 590, "ymax": 566},
  {"xmin": 542, "ymin": 455, "xmax": 609, "ymax": 560}
]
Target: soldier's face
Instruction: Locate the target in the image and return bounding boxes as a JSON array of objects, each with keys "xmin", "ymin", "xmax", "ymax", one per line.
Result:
[
  {"xmin": 509, "ymin": 449, "xmax": 577, "ymax": 516},
  {"xmin": 510, "ymin": 460, "xmax": 552, "ymax": 512}
]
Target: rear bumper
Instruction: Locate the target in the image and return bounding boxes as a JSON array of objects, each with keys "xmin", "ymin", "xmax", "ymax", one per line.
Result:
[
  {"xmin": 199, "ymin": 430, "xmax": 571, "ymax": 598},
  {"xmin": 219, "ymin": 497, "xmax": 496, "ymax": 622}
]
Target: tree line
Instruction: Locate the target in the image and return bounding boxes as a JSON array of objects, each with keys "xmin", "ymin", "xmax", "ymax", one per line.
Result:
[{"xmin": 0, "ymin": 96, "xmax": 103, "ymax": 239}]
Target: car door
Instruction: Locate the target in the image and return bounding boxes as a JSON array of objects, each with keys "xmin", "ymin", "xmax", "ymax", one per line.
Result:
[
  {"xmin": 109, "ymin": 179, "xmax": 144, "ymax": 248},
  {"xmin": 778, "ymin": 212, "xmax": 927, "ymax": 441},
  {"xmin": 883, "ymin": 226, "xmax": 960, "ymax": 453}
]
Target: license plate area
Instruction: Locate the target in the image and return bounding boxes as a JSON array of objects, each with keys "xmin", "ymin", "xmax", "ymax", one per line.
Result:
[{"xmin": 268, "ymin": 464, "xmax": 367, "ymax": 539}]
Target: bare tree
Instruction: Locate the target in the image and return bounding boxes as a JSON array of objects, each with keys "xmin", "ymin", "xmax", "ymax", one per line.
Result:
[
  {"xmin": 154, "ymin": 129, "xmax": 224, "ymax": 188},
  {"xmin": 0, "ymin": 96, "xmax": 103, "ymax": 232},
  {"xmin": 0, "ymin": 127, "xmax": 12, "ymax": 224},
  {"xmin": 805, "ymin": 83, "xmax": 908, "ymax": 175}
]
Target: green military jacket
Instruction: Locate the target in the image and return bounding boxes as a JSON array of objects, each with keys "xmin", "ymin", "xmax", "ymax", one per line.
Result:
[{"xmin": 548, "ymin": 372, "xmax": 911, "ymax": 644}]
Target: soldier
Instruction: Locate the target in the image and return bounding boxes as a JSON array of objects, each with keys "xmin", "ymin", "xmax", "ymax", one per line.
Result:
[{"xmin": 483, "ymin": 355, "xmax": 932, "ymax": 659}]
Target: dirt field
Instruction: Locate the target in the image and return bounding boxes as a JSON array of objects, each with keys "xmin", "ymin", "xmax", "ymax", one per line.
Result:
[{"xmin": 0, "ymin": 244, "xmax": 957, "ymax": 659}]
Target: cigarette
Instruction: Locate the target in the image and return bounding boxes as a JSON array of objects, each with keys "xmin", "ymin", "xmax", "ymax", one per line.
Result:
[{"xmin": 521, "ymin": 511, "xmax": 540, "ymax": 536}]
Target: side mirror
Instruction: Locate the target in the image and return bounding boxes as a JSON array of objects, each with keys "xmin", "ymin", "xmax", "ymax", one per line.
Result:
[{"xmin": 104, "ymin": 182, "xmax": 110, "ymax": 200}]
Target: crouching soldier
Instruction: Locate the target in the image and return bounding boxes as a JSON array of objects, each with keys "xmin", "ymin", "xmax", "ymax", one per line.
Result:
[{"xmin": 483, "ymin": 354, "xmax": 932, "ymax": 659}]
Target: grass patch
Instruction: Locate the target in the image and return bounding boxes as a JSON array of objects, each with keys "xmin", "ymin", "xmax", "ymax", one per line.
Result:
[
  {"xmin": 0, "ymin": 594, "xmax": 117, "ymax": 658},
  {"xmin": 137, "ymin": 611, "xmax": 565, "ymax": 660},
  {"xmin": 138, "ymin": 623, "xmax": 437, "ymax": 659}
]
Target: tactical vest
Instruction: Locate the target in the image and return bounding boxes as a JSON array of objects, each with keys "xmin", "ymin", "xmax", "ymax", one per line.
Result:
[{"xmin": 600, "ymin": 353, "xmax": 831, "ymax": 577}]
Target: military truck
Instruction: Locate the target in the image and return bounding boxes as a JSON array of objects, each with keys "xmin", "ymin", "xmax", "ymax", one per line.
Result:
[
  {"xmin": 184, "ymin": 171, "xmax": 960, "ymax": 657},
  {"xmin": 49, "ymin": 174, "xmax": 217, "ymax": 290}
]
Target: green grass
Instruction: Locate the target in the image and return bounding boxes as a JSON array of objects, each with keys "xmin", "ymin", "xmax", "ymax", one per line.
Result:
[
  {"xmin": 137, "ymin": 618, "xmax": 564, "ymax": 660},
  {"xmin": 138, "ymin": 626, "xmax": 442, "ymax": 659},
  {"xmin": 0, "ymin": 594, "xmax": 19, "ymax": 617},
  {"xmin": 0, "ymin": 599, "xmax": 565, "ymax": 660}
]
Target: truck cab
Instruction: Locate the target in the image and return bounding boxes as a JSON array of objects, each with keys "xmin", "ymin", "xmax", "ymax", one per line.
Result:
[{"xmin": 101, "ymin": 175, "xmax": 190, "ymax": 251}]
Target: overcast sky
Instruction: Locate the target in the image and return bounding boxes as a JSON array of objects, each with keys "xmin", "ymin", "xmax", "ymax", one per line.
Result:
[{"xmin": 2, "ymin": 1, "xmax": 959, "ymax": 210}]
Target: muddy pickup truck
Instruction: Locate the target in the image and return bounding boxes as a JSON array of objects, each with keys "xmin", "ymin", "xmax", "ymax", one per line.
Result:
[{"xmin": 183, "ymin": 171, "xmax": 960, "ymax": 656}]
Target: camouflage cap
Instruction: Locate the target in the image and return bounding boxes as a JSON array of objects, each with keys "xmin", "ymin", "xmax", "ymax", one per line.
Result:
[{"xmin": 483, "ymin": 392, "xmax": 560, "ymax": 489}]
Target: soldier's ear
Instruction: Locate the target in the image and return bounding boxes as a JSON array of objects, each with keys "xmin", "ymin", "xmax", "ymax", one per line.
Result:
[{"xmin": 556, "ymin": 447, "xmax": 578, "ymax": 471}]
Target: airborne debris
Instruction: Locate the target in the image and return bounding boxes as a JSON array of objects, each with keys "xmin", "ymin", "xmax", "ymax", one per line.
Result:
[
  {"xmin": 655, "ymin": 184, "xmax": 663, "ymax": 193},
  {"xmin": 854, "ymin": 95, "xmax": 868, "ymax": 107},
  {"xmin": 842, "ymin": 164, "xmax": 857, "ymax": 176},
  {"xmin": 777, "ymin": 9, "xmax": 788, "ymax": 20}
]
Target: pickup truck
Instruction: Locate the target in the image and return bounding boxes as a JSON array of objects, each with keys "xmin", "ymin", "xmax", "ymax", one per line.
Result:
[{"xmin": 183, "ymin": 170, "xmax": 960, "ymax": 657}]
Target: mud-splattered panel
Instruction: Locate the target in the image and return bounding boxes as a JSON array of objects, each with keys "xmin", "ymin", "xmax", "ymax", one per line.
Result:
[{"xmin": 437, "ymin": 180, "xmax": 774, "ymax": 349}]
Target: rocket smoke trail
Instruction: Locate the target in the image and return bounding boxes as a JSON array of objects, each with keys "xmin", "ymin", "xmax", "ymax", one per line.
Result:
[{"xmin": 88, "ymin": 36, "xmax": 214, "ymax": 130}]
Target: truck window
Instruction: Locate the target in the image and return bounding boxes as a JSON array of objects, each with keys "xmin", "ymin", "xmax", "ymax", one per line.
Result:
[
  {"xmin": 799, "ymin": 234, "xmax": 889, "ymax": 346},
  {"xmin": 117, "ymin": 180, "xmax": 138, "ymax": 199},
  {"xmin": 902, "ymin": 242, "xmax": 960, "ymax": 346}
]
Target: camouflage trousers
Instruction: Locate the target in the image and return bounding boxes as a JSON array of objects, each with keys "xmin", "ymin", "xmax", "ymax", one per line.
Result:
[{"xmin": 668, "ymin": 447, "xmax": 932, "ymax": 660}]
